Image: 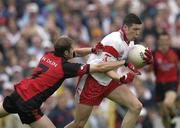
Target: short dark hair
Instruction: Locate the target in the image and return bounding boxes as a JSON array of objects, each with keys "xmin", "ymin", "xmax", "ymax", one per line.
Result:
[
  {"xmin": 54, "ymin": 36, "xmax": 74, "ymax": 56},
  {"xmin": 123, "ymin": 13, "xmax": 142, "ymax": 26}
]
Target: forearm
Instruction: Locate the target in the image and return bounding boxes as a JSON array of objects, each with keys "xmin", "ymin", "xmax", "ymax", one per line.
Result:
[
  {"xmin": 89, "ymin": 60, "xmax": 126, "ymax": 73},
  {"xmin": 74, "ymin": 48, "xmax": 92, "ymax": 57},
  {"xmin": 98, "ymin": 60, "xmax": 126, "ymax": 72},
  {"xmin": 106, "ymin": 71, "xmax": 135, "ymax": 84},
  {"xmin": 106, "ymin": 70, "xmax": 121, "ymax": 81}
]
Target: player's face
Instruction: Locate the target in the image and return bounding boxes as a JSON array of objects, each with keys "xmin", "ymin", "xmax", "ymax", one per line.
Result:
[
  {"xmin": 125, "ymin": 24, "xmax": 142, "ymax": 41},
  {"xmin": 158, "ymin": 35, "xmax": 170, "ymax": 53}
]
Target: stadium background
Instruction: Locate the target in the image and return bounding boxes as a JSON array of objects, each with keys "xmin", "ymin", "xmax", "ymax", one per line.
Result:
[{"xmin": 0, "ymin": 0, "xmax": 179, "ymax": 128}]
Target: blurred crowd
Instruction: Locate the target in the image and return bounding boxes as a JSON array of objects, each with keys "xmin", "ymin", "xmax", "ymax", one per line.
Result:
[{"xmin": 0, "ymin": 0, "xmax": 179, "ymax": 128}]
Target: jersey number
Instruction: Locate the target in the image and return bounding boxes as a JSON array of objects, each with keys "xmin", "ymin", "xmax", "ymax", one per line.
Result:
[{"xmin": 32, "ymin": 64, "xmax": 49, "ymax": 79}]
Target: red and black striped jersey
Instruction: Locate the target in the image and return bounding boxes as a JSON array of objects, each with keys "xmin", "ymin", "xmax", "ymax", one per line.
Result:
[
  {"xmin": 15, "ymin": 52, "xmax": 89, "ymax": 103},
  {"xmin": 153, "ymin": 49, "xmax": 178, "ymax": 83}
]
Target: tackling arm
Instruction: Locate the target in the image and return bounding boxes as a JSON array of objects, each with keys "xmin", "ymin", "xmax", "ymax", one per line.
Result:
[
  {"xmin": 73, "ymin": 48, "xmax": 92, "ymax": 57},
  {"xmin": 73, "ymin": 42, "xmax": 104, "ymax": 57},
  {"xmin": 89, "ymin": 60, "xmax": 126, "ymax": 73}
]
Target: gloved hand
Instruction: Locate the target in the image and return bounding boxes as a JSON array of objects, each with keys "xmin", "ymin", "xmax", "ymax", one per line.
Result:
[
  {"xmin": 143, "ymin": 48, "xmax": 153, "ymax": 64},
  {"xmin": 124, "ymin": 59, "xmax": 141, "ymax": 75},
  {"xmin": 119, "ymin": 72, "xmax": 135, "ymax": 84},
  {"xmin": 91, "ymin": 42, "xmax": 104, "ymax": 54}
]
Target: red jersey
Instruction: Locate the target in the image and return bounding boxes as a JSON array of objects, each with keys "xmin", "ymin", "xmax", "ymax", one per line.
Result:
[
  {"xmin": 15, "ymin": 52, "xmax": 89, "ymax": 103},
  {"xmin": 154, "ymin": 49, "xmax": 178, "ymax": 83}
]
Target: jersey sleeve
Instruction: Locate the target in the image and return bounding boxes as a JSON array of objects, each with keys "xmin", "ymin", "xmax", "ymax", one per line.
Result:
[
  {"xmin": 101, "ymin": 32, "xmax": 121, "ymax": 59},
  {"xmin": 62, "ymin": 61, "xmax": 90, "ymax": 78}
]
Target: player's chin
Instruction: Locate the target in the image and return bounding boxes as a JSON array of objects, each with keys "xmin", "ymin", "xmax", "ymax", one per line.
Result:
[{"xmin": 134, "ymin": 37, "xmax": 140, "ymax": 42}]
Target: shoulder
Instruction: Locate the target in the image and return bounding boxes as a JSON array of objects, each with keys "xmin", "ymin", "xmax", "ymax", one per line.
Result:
[
  {"xmin": 42, "ymin": 51, "xmax": 54, "ymax": 56},
  {"xmin": 101, "ymin": 32, "xmax": 123, "ymax": 51},
  {"xmin": 169, "ymin": 48, "xmax": 177, "ymax": 55},
  {"xmin": 101, "ymin": 32, "xmax": 121, "ymax": 44},
  {"xmin": 170, "ymin": 48, "xmax": 179, "ymax": 58}
]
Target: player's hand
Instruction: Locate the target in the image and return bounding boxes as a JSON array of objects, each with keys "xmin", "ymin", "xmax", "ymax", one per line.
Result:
[
  {"xmin": 119, "ymin": 72, "xmax": 135, "ymax": 84},
  {"xmin": 91, "ymin": 42, "xmax": 104, "ymax": 54},
  {"xmin": 124, "ymin": 59, "xmax": 141, "ymax": 75},
  {"xmin": 143, "ymin": 48, "xmax": 153, "ymax": 64},
  {"xmin": 127, "ymin": 63, "xmax": 141, "ymax": 75}
]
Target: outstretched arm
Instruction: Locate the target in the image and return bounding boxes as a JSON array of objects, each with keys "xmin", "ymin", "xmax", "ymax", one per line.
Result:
[
  {"xmin": 73, "ymin": 42, "xmax": 103, "ymax": 57},
  {"xmin": 89, "ymin": 60, "xmax": 126, "ymax": 73},
  {"xmin": 73, "ymin": 48, "xmax": 92, "ymax": 57}
]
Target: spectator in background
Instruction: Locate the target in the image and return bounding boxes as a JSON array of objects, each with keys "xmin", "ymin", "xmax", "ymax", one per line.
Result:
[
  {"xmin": 142, "ymin": 16, "xmax": 158, "ymax": 40},
  {"xmin": 99, "ymin": 5, "xmax": 112, "ymax": 35},
  {"xmin": 171, "ymin": 14, "xmax": 180, "ymax": 49},
  {"xmin": 41, "ymin": 1, "xmax": 65, "ymax": 32},
  {"xmin": 6, "ymin": 18, "xmax": 21, "ymax": 47},
  {"xmin": 27, "ymin": 34, "xmax": 44, "ymax": 61},
  {"xmin": 153, "ymin": 32, "xmax": 179, "ymax": 128},
  {"xmin": 168, "ymin": 0, "xmax": 180, "ymax": 25},
  {"xmin": 0, "ymin": 0, "xmax": 8, "ymax": 26},
  {"xmin": 0, "ymin": 82, "xmax": 30, "ymax": 128},
  {"xmin": 154, "ymin": 3, "xmax": 171, "ymax": 34},
  {"xmin": 143, "ymin": 34, "xmax": 157, "ymax": 51},
  {"xmin": 48, "ymin": 88, "xmax": 74, "ymax": 128},
  {"xmin": 20, "ymin": 3, "xmax": 51, "ymax": 45}
]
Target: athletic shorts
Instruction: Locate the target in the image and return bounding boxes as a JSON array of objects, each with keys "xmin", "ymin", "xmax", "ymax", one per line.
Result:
[
  {"xmin": 75, "ymin": 74, "xmax": 120, "ymax": 106},
  {"xmin": 155, "ymin": 82, "xmax": 178, "ymax": 102},
  {"xmin": 3, "ymin": 91, "xmax": 44, "ymax": 124}
]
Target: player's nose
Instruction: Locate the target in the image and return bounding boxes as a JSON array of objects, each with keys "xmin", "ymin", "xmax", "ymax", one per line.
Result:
[
  {"xmin": 136, "ymin": 30, "xmax": 141, "ymax": 35},
  {"xmin": 135, "ymin": 32, "xmax": 140, "ymax": 38}
]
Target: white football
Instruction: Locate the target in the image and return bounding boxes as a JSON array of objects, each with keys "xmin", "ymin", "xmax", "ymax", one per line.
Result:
[{"xmin": 128, "ymin": 44, "xmax": 146, "ymax": 68}]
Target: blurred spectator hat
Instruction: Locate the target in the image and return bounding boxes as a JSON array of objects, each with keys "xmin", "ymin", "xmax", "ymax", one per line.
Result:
[
  {"xmin": 28, "ymin": 60, "xmax": 38, "ymax": 68},
  {"xmin": 12, "ymin": 65, "xmax": 22, "ymax": 73},
  {"xmin": 87, "ymin": 4, "xmax": 97, "ymax": 11},
  {"xmin": 27, "ymin": 3, "xmax": 39, "ymax": 13},
  {"xmin": 157, "ymin": 2, "xmax": 168, "ymax": 10},
  {"xmin": 3, "ymin": 82, "xmax": 14, "ymax": 90},
  {"xmin": 0, "ymin": 74, "xmax": 9, "ymax": 82},
  {"xmin": 42, "ymin": 40, "xmax": 53, "ymax": 48}
]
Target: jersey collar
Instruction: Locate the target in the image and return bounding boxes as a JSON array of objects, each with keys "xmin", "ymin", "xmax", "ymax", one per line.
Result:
[{"xmin": 119, "ymin": 27, "xmax": 129, "ymax": 44}]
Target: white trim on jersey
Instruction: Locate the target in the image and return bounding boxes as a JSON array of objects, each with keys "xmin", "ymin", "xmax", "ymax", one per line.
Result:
[{"xmin": 75, "ymin": 74, "xmax": 88, "ymax": 102}]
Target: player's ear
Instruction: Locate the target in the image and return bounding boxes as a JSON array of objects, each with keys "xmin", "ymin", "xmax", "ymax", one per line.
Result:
[
  {"xmin": 123, "ymin": 25, "xmax": 128, "ymax": 31},
  {"xmin": 64, "ymin": 50, "xmax": 69, "ymax": 58}
]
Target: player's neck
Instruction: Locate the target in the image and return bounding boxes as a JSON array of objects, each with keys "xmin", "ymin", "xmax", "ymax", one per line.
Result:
[{"xmin": 119, "ymin": 28, "xmax": 129, "ymax": 43}]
